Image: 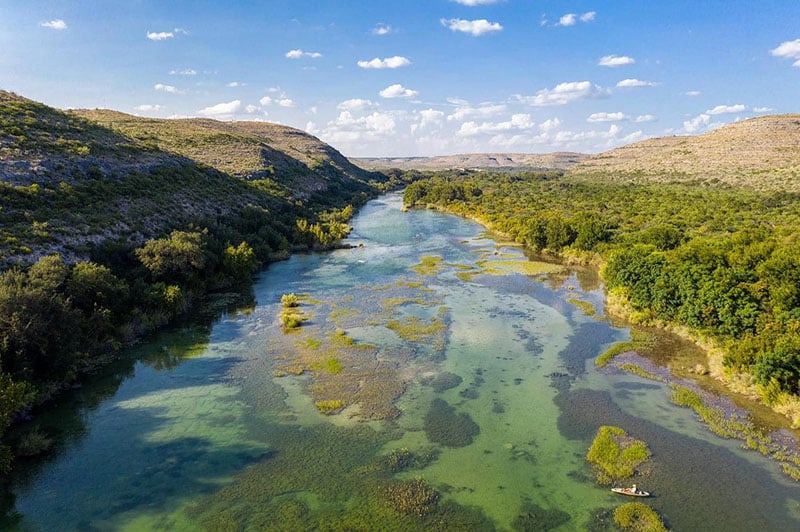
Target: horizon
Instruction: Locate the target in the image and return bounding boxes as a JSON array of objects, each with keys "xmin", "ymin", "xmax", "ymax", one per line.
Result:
[{"xmin": 2, "ymin": 1, "xmax": 799, "ymax": 157}]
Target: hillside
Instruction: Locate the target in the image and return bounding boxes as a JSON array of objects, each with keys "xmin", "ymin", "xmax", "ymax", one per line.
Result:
[
  {"xmin": 74, "ymin": 109, "xmax": 379, "ymax": 203},
  {"xmin": 568, "ymin": 115, "xmax": 800, "ymax": 191},
  {"xmin": 351, "ymin": 152, "xmax": 587, "ymax": 171},
  {"xmin": 0, "ymin": 91, "xmax": 386, "ymax": 266}
]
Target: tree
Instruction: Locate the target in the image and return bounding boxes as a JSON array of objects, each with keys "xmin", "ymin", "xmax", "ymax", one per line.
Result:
[{"xmin": 135, "ymin": 231, "xmax": 206, "ymax": 286}]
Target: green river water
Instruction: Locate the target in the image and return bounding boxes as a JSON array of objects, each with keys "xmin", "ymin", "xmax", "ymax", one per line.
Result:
[{"xmin": 4, "ymin": 192, "xmax": 800, "ymax": 530}]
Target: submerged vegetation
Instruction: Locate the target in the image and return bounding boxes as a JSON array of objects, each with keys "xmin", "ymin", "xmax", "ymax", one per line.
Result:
[{"xmin": 403, "ymin": 169, "xmax": 800, "ymax": 425}]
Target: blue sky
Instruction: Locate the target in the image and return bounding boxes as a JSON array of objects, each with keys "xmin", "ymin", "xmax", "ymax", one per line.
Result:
[{"xmin": 2, "ymin": 1, "xmax": 799, "ymax": 157}]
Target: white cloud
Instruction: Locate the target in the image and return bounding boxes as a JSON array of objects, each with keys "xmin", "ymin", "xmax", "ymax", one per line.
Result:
[
  {"xmin": 516, "ymin": 81, "xmax": 609, "ymax": 107},
  {"xmin": 147, "ymin": 31, "xmax": 174, "ymax": 41},
  {"xmin": 227, "ymin": 81, "xmax": 244, "ymax": 87},
  {"xmin": 134, "ymin": 104, "xmax": 162, "ymax": 112},
  {"xmin": 379, "ymin": 84, "xmax": 419, "ymax": 98},
  {"xmin": 259, "ymin": 95, "xmax": 295, "ymax": 107},
  {"xmin": 357, "ymin": 56, "xmax": 411, "ymax": 69},
  {"xmin": 285, "ymin": 49, "xmax": 322, "ymax": 59},
  {"xmin": 598, "ymin": 55, "xmax": 635, "ymax": 67},
  {"xmin": 245, "ymin": 104, "xmax": 263, "ymax": 114},
  {"xmin": 753, "ymin": 107, "xmax": 774, "ymax": 113},
  {"xmin": 372, "ymin": 24, "xmax": 393, "ymax": 35},
  {"xmin": 448, "ymin": 103, "xmax": 507, "ymax": 121},
  {"xmin": 457, "ymin": 113, "xmax": 535, "ymax": 136},
  {"xmin": 413, "ymin": 108, "xmax": 446, "ymax": 133},
  {"xmin": 587, "ymin": 112, "xmax": 627, "ymax": 123},
  {"xmin": 635, "ymin": 114, "xmax": 657, "ymax": 123},
  {"xmin": 169, "ymin": 68, "xmax": 196, "ymax": 76},
  {"xmin": 154, "ymin": 83, "xmax": 184, "ymax": 94},
  {"xmin": 41, "ymin": 19, "xmax": 67, "ymax": 30},
  {"xmin": 770, "ymin": 39, "xmax": 800, "ymax": 67},
  {"xmin": 539, "ymin": 118, "xmax": 561, "ymax": 132},
  {"xmin": 558, "ymin": 14, "xmax": 577, "ymax": 27},
  {"xmin": 554, "ymin": 11, "xmax": 595, "ymax": 27},
  {"xmin": 685, "ymin": 90, "xmax": 701, "ymax": 97},
  {"xmin": 338, "ymin": 99, "xmax": 376, "ymax": 111},
  {"xmin": 197, "ymin": 100, "xmax": 242, "ymax": 117},
  {"xmin": 441, "ymin": 18, "xmax": 503, "ymax": 36},
  {"xmin": 616, "ymin": 78, "xmax": 659, "ymax": 88},
  {"xmin": 706, "ymin": 104, "xmax": 746, "ymax": 115},
  {"xmin": 683, "ymin": 114, "xmax": 710, "ymax": 133}
]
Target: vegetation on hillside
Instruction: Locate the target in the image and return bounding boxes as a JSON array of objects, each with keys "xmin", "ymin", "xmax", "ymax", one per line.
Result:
[{"xmin": 403, "ymin": 169, "xmax": 800, "ymax": 421}]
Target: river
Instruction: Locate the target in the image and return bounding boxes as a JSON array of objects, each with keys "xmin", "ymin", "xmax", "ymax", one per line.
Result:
[{"xmin": 4, "ymin": 192, "xmax": 800, "ymax": 530}]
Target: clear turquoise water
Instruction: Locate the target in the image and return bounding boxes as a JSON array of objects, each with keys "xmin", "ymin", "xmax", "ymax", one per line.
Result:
[{"xmin": 5, "ymin": 192, "xmax": 800, "ymax": 531}]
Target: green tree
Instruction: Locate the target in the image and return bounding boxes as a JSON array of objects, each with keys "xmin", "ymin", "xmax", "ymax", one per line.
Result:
[{"xmin": 135, "ymin": 231, "xmax": 206, "ymax": 286}]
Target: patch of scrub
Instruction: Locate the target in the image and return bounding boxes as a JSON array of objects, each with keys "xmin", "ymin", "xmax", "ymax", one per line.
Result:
[{"xmin": 412, "ymin": 255, "xmax": 444, "ymax": 275}]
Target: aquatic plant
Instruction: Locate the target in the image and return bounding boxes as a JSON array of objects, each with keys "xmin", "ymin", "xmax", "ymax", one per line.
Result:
[
  {"xmin": 423, "ymin": 398, "xmax": 480, "ymax": 447},
  {"xmin": 427, "ymin": 371, "xmax": 463, "ymax": 393},
  {"xmin": 279, "ymin": 305, "xmax": 308, "ymax": 330},
  {"xmin": 596, "ymin": 330, "xmax": 656, "ymax": 367},
  {"xmin": 315, "ymin": 399, "xmax": 345, "ymax": 414},
  {"xmin": 586, "ymin": 426, "xmax": 650, "ymax": 484},
  {"xmin": 382, "ymin": 477, "xmax": 439, "ymax": 516},
  {"xmin": 511, "ymin": 501, "xmax": 571, "ymax": 531},
  {"xmin": 613, "ymin": 502, "xmax": 668, "ymax": 531},
  {"xmin": 619, "ymin": 363, "xmax": 666, "ymax": 382},
  {"xmin": 281, "ymin": 292, "xmax": 300, "ymax": 308},
  {"xmin": 386, "ymin": 316, "xmax": 445, "ymax": 343},
  {"xmin": 567, "ymin": 297, "xmax": 598, "ymax": 318},
  {"xmin": 412, "ymin": 255, "xmax": 443, "ymax": 275}
]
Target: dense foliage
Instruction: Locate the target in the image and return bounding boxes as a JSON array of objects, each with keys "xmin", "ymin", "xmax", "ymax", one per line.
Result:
[{"xmin": 404, "ymin": 171, "xmax": 800, "ymax": 401}]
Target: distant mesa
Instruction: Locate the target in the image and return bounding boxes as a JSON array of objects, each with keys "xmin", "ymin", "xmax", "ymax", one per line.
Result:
[
  {"xmin": 350, "ymin": 152, "xmax": 588, "ymax": 171},
  {"xmin": 568, "ymin": 114, "xmax": 800, "ymax": 191}
]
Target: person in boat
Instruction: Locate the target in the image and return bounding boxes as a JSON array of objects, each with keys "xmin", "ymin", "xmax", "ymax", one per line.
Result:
[{"xmin": 631, "ymin": 484, "xmax": 637, "ymax": 493}]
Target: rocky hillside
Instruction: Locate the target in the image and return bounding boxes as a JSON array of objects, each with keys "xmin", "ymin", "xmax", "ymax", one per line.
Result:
[
  {"xmin": 0, "ymin": 91, "xmax": 386, "ymax": 266},
  {"xmin": 351, "ymin": 152, "xmax": 587, "ymax": 171},
  {"xmin": 74, "ymin": 109, "xmax": 379, "ymax": 202},
  {"xmin": 568, "ymin": 115, "xmax": 800, "ymax": 191}
]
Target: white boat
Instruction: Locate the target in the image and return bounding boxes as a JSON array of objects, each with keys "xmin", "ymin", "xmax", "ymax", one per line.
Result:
[{"xmin": 611, "ymin": 484, "xmax": 650, "ymax": 497}]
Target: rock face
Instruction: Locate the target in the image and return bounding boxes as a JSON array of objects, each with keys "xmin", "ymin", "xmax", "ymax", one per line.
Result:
[
  {"xmin": 351, "ymin": 152, "xmax": 588, "ymax": 171},
  {"xmin": 568, "ymin": 115, "xmax": 800, "ymax": 191}
]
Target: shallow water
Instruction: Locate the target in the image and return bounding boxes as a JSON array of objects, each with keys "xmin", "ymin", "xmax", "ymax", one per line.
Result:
[{"xmin": 5, "ymin": 192, "xmax": 800, "ymax": 531}]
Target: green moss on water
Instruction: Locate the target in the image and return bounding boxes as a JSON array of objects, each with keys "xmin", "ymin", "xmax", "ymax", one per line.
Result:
[
  {"xmin": 315, "ymin": 399, "xmax": 345, "ymax": 414},
  {"xmin": 387, "ymin": 316, "xmax": 446, "ymax": 343},
  {"xmin": 185, "ymin": 422, "xmax": 493, "ymax": 531},
  {"xmin": 619, "ymin": 363, "xmax": 665, "ymax": 382},
  {"xmin": 586, "ymin": 426, "xmax": 650, "ymax": 485},
  {"xmin": 567, "ymin": 297, "xmax": 598, "ymax": 318},
  {"xmin": 412, "ymin": 255, "xmax": 444, "ymax": 275},
  {"xmin": 427, "ymin": 372, "xmax": 463, "ymax": 393},
  {"xmin": 596, "ymin": 330, "xmax": 656, "ymax": 367},
  {"xmin": 613, "ymin": 502, "xmax": 668, "ymax": 531},
  {"xmin": 476, "ymin": 259, "xmax": 563, "ymax": 276},
  {"xmin": 511, "ymin": 501, "xmax": 571, "ymax": 531},
  {"xmin": 424, "ymin": 398, "xmax": 480, "ymax": 448}
]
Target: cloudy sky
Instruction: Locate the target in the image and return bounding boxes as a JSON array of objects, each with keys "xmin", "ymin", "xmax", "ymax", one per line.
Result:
[{"xmin": 2, "ymin": 1, "xmax": 799, "ymax": 157}]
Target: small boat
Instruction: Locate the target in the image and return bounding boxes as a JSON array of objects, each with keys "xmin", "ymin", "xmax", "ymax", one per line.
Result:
[{"xmin": 611, "ymin": 484, "xmax": 650, "ymax": 497}]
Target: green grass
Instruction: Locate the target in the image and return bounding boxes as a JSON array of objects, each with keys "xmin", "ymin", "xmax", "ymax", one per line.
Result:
[{"xmin": 613, "ymin": 502, "xmax": 668, "ymax": 531}]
